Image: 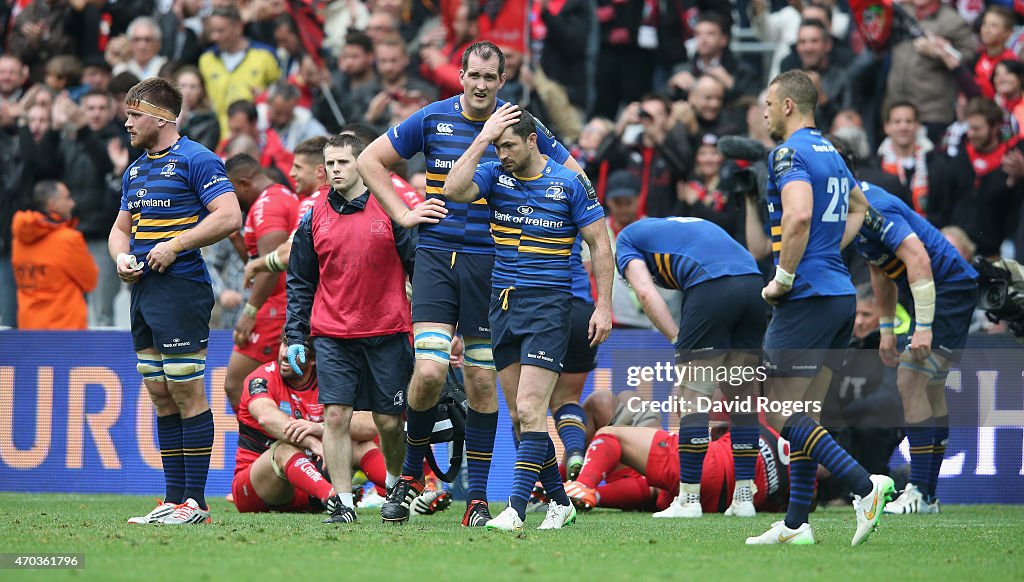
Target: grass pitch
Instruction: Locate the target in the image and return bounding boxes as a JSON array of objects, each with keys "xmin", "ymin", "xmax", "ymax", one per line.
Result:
[{"xmin": 0, "ymin": 494, "xmax": 1021, "ymax": 581}]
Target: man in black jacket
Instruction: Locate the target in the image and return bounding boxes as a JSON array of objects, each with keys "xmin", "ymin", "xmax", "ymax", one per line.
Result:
[
  {"xmin": 593, "ymin": 0, "xmax": 686, "ymax": 118},
  {"xmin": 928, "ymin": 97, "xmax": 1023, "ymax": 258},
  {"xmin": 668, "ymin": 12, "xmax": 758, "ymax": 106}
]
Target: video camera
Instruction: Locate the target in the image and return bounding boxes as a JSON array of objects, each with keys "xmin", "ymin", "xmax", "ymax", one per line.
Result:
[
  {"xmin": 972, "ymin": 256, "xmax": 1024, "ymax": 341},
  {"xmin": 717, "ymin": 136, "xmax": 769, "ymax": 204}
]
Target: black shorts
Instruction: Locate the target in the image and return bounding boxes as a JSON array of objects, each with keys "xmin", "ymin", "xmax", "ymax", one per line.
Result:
[
  {"xmin": 313, "ymin": 333, "xmax": 413, "ymax": 414},
  {"xmin": 763, "ymin": 294, "xmax": 855, "ymax": 377},
  {"xmin": 563, "ymin": 298, "xmax": 598, "ymax": 374},
  {"xmin": 675, "ymin": 274, "xmax": 767, "ymax": 363},
  {"xmin": 130, "ymin": 273, "xmax": 213, "ymax": 354},
  {"xmin": 920, "ymin": 282, "xmax": 979, "ymax": 362},
  {"xmin": 490, "ymin": 288, "xmax": 572, "ymax": 373},
  {"xmin": 411, "ymin": 248, "xmax": 492, "ymax": 338}
]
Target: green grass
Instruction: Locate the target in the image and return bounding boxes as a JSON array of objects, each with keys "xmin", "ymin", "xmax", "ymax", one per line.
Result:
[{"xmin": 0, "ymin": 494, "xmax": 1022, "ymax": 581}]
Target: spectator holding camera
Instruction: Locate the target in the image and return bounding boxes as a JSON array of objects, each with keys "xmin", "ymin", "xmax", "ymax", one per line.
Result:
[{"xmin": 606, "ymin": 94, "xmax": 693, "ymax": 218}]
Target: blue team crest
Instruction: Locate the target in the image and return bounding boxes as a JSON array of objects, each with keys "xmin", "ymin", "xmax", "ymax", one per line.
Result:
[
  {"xmin": 160, "ymin": 162, "xmax": 176, "ymax": 177},
  {"xmin": 279, "ymin": 401, "xmax": 293, "ymax": 415}
]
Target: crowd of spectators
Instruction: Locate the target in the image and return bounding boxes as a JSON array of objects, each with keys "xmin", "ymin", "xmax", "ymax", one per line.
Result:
[{"xmin": 1, "ymin": 0, "xmax": 1023, "ymax": 333}]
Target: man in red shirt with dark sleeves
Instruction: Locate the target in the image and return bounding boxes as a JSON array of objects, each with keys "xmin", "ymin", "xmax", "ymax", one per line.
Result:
[{"xmin": 284, "ymin": 133, "xmax": 416, "ymax": 524}]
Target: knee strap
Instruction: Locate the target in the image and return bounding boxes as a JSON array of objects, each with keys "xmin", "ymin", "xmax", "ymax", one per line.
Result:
[
  {"xmin": 414, "ymin": 328, "xmax": 453, "ymax": 365},
  {"xmin": 898, "ymin": 351, "xmax": 941, "ymax": 378},
  {"xmin": 162, "ymin": 351, "xmax": 206, "ymax": 383},
  {"xmin": 136, "ymin": 352, "xmax": 165, "ymax": 383},
  {"xmin": 269, "ymin": 440, "xmax": 289, "ymax": 481},
  {"xmin": 463, "ymin": 339, "xmax": 495, "ymax": 370}
]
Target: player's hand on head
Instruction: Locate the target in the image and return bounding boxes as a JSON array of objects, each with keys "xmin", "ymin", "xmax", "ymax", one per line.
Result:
[
  {"xmin": 878, "ymin": 333, "xmax": 899, "ymax": 367},
  {"xmin": 400, "ymin": 197, "xmax": 448, "ymax": 227},
  {"xmin": 287, "ymin": 343, "xmax": 307, "ymax": 375},
  {"xmin": 909, "ymin": 328, "xmax": 932, "ymax": 361},
  {"xmin": 480, "ymin": 102, "xmax": 521, "ymax": 143},
  {"xmin": 588, "ymin": 306, "xmax": 612, "ymax": 347}
]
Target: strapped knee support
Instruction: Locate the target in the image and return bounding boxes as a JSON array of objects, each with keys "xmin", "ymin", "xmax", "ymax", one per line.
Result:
[
  {"xmin": 462, "ymin": 338, "xmax": 495, "ymax": 370},
  {"xmin": 898, "ymin": 351, "xmax": 941, "ymax": 378},
  {"xmin": 136, "ymin": 352, "xmax": 165, "ymax": 383},
  {"xmin": 676, "ymin": 364, "xmax": 718, "ymax": 396},
  {"xmin": 162, "ymin": 351, "xmax": 206, "ymax": 383},
  {"xmin": 414, "ymin": 328, "xmax": 453, "ymax": 365},
  {"xmin": 269, "ymin": 440, "xmax": 289, "ymax": 481}
]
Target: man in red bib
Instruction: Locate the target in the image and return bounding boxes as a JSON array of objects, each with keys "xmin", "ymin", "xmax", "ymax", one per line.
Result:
[{"xmin": 284, "ymin": 133, "xmax": 416, "ymax": 524}]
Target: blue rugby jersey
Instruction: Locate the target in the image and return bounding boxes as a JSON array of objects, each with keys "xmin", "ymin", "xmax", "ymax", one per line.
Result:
[
  {"xmin": 615, "ymin": 217, "xmax": 760, "ymax": 290},
  {"xmin": 570, "ymin": 236, "xmax": 593, "ymax": 302},
  {"xmin": 388, "ymin": 96, "xmax": 571, "ymax": 254},
  {"xmin": 120, "ymin": 136, "xmax": 234, "ymax": 283},
  {"xmin": 472, "ymin": 158, "xmax": 604, "ymax": 292},
  {"xmin": 765, "ymin": 128, "xmax": 856, "ymax": 300},
  {"xmin": 855, "ymin": 182, "xmax": 977, "ymax": 290}
]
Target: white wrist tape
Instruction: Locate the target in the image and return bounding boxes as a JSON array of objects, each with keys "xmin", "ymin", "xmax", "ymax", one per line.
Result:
[
  {"xmin": 773, "ymin": 265, "xmax": 795, "ymax": 288},
  {"xmin": 909, "ymin": 279, "xmax": 936, "ymax": 327}
]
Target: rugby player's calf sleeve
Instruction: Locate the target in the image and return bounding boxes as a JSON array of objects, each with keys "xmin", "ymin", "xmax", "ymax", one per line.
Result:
[
  {"xmin": 181, "ymin": 409, "xmax": 214, "ymax": 509},
  {"xmin": 576, "ymin": 433, "xmax": 622, "ymax": 488},
  {"xmin": 465, "ymin": 408, "xmax": 498, "ymax": 502},
  {"xmin": 906, "ymin": 418, "xmax": 935, "ymax": 491},
  {"xmin": 596, "ymin": 476, "xmax": 654, "ymax": 511},
  {"xmin": 510, "ymin": 432, "xmax": 548, "ymax": 520},
  {"xmin": 729, "ymin": 413, "xmax": 760, "ymax": 482},
  {"xmin": 156, "ymin": 413, "xmax": 185, "ymax": 504},
  {"xmin": 554, "ymin": 403, "xmax": 587, "ymax": 456},
  {"xmin": 285, "ymin": 453, "xmax": 335, "ymax": 502},
  {"xmin": 678, "ymin": 413, "xmax": 710, "ymax": 485},
  {"xmin": 929, "ymin": 416, "xmax": 949, "ymax": 498},
  {"xmin": 402, "ymin": 407, "xmax": 436, "ymax": 478},
  {"xmin": 784, "ymin": 413, "xmax": 871, "ymax": 498},
  {"xmin": 359, "ymin": 448, "xmax": 388, "ymax": 493},
  {"xmin": 538, "ymin": 437, "xmax": 570, "ymax": 505}
]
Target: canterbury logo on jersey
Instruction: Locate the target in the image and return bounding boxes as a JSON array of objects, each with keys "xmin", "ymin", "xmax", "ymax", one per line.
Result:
[
  {"xmin": 497, "ymin": 175, "xmax": 516, "ymax": 189},
  {"xmin": 436, "ymin": 122, "xmax": 454, "ymax": 135}
]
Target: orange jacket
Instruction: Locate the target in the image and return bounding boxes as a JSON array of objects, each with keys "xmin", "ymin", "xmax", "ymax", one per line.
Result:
[{"xmin": 11, "ymin": 210, "xmax": 98, "ymax": 330}]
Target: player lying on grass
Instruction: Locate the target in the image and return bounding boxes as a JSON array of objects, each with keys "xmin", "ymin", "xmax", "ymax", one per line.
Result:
[
  {"xmin": 564, "ymin": 390, "xmax": 788, "ymax": 514},
  {"xmin": 564, "ymin": 421, "xmax": 789, "ymax": 515},
  {"xmin": 231, "ymin": 339, "xmax": 451, "ymax": 516}
]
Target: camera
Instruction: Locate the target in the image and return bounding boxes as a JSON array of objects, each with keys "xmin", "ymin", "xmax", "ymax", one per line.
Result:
[{"xmin": 972, "ymin": 256, "xmax": 1024, "ymax": 340}]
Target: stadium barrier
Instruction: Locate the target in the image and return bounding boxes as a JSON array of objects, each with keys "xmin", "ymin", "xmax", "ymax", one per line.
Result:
[{"xmin": 1, "ymin": 330, "xmax": 1022, "ymax": 504}]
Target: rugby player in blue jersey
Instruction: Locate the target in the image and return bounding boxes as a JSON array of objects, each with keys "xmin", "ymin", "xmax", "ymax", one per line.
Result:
[
  {"xmin": 613, "ymin": 217, "xmax": 766, "ymax": 519},
  {"xmin": 442, "ymin": 106, "xmax": 613, "ymax": 532},
  {"xmin": 746, "ymin": 70, "xmax": 894, "ymax": 546},
  {"xmin": 828, "ymin": 137, "xmax": 979, "ymax": 515},
  {"xmin": 358, "ymin": 41, "xmax": 586, "ymax": 525},
  {"xmin": 109, "ymin": 78, "xmax": 242, "ymax": 525}
]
